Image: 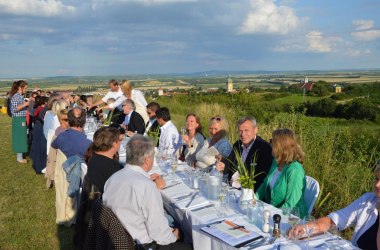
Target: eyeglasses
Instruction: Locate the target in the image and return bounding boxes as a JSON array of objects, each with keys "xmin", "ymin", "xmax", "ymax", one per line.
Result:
[{"xmin": 210, "ymin": 116, "xmax": 222, "ymax": 121}]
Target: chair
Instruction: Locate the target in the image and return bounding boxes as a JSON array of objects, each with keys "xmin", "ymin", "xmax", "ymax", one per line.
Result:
[
  {"xmin": 304, "ymin": 176, "xmax": 320, "ymax": 215},
  {"xmin": 54, "ymin": 150, "xmax": 77, "ymax": 226},
  {"xmin": 83, "ymin": 198, "xmax": 135, "ymax": 250}
]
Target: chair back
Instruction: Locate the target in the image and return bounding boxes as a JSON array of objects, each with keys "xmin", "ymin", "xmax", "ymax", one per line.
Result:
[
  {"xmin": 83, "ymin": 198, "xmax": 135, "ymax": 250},
  {"xmin": 304, "ymin": 176, "xmax": 320, "ymax": 215}
]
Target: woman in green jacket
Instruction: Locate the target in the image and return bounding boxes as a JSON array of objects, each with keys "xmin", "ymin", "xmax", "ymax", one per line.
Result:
[{"xmin": 256, "ymin": 128, "xmax": 307, "ymax": 218}]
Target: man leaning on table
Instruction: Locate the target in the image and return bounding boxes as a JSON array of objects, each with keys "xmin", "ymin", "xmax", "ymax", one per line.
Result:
[
  {"xmin": 103, "ymin": 135, "xmax": 192, "ymax": 250},
  {"xmin": 217, "ymin": 116, "xmax": 273, "ymax": 190}
]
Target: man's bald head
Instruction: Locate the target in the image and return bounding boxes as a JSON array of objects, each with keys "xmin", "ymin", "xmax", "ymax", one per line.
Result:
[{"xmin": 68, "ymin": 107, "xmax": 86, "ymax": 128}]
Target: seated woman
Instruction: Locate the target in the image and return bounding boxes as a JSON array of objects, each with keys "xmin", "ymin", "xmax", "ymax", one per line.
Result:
[
  {"xmin": 180, "ymin": 113, "xmax": 205, "ymax": 167},
  {"xmin": 195, "ymin": 116, "xmax": 232, "ymax": 169},
  {"xmin": 256, "ymin": 128, "xmax": 307, "ymax": 218},
  {"xmin": 288, "ymin": 161, "xmax": 380, "ymax": 249}
]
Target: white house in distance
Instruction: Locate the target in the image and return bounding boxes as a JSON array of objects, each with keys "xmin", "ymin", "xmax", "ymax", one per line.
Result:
[
  {"xmin": 226, "ymin": 75, "xmax": 233, "ymax": 93},
  {"xmin": 158, "ymin": 87, "xmax": 164, "ymax": 96}
]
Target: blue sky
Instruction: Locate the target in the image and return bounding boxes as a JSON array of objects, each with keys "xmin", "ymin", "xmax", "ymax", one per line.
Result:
[{"xmin": 0, "ymin": 0, "xmax": 379, "ymax": 77}]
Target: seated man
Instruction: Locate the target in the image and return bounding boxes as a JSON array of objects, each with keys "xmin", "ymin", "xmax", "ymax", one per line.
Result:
[
  {"xmin": 120, "ymin": 99, "xmax": 145, "ymax": 136},
  {"xmin": 145, "ymin": 102, "xmax": 160, "ymax": 136},
  {"xmin": 51, "ymin": 107, "xmax": 92, "ymax": 158},
  {"xmin": 218, "ymin": 116, "xmax": 273, "ymax": 191},
  {"xmin": 156, "ymin": 107, "xmax": 180, "ymax": 156},
  {"xmin": 103, "ymin": 135, "xmax": 191, "ymax": 250}
]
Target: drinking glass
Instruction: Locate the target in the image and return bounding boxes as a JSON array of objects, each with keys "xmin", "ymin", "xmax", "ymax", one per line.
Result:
[
  {"xmin": 172, "ymin": 155, "xmax": 178, "ymax": 171},
  {"xmin": 288, "ymin": 208, "xmax": 301, "ymax": 231},
  {"xmin": 180, "ymin": 127, "xmax": 186, "ymax": 135},
  {"xmin": 328, "ymin": 224, "xmax": 340, "ymax": 246}
]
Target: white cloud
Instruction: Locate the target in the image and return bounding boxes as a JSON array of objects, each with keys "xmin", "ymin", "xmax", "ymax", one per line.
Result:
[
  {"xmin": 239, "ymin": 0, "xmax": 300, "ymax": 35},
  {"xmin": 0, "ymin": 0, "xmax": 75, "ymax": 17},
  {"xmin": 306, "ymin": 31, "xmax": 333, "ymax": 53},
  {"xmin": 352, "ymin": 20, "xmax": 374, "ymax": 31},
  {"xmin": 351, "ymin": 30, "xmax": 380, "ymax": 41},
  {"xmin": 0, "ymin": 34, "xmax": 13, "ymax": 40}
]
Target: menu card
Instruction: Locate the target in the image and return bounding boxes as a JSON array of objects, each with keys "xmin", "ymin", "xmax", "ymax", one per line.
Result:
[{"xmin": 200, "ymin": 220, "xmax": 263, "ymax": 247}]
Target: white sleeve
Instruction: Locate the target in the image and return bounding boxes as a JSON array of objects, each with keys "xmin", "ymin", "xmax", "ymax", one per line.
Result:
[
  {"xmin": 327, "ymin": 193, "xmax": 369, "ymax": 231},
  {"xmin": 101, "ymin": 91, "xmax": 111, "ymax": 103},
  {"xmin": 109, "ymin": 95, "xmax": 126, "ymax": 109},
  {"xmin": 132, "ymin": 90, "xmax": 148, "ymax": 107}
]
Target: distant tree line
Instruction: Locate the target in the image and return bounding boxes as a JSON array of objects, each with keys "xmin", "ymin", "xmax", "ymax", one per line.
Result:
[{"xmin": 73, "ymin": 85, "xmax": 99, "ymax": 93}]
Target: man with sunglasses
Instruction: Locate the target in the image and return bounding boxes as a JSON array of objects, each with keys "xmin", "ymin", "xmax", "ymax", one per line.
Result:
[{"xmin": 218, "ymin": 116, "xmax": 273, "ymax": 191}]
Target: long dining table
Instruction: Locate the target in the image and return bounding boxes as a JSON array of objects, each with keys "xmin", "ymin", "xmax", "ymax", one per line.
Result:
[
  {"xmin": 151, "ymin": 161, "xmax": 358, "ymax": 250},
  {"xmin": 84, "ymin": 126, "xmax": 357, "ymax": 250}
]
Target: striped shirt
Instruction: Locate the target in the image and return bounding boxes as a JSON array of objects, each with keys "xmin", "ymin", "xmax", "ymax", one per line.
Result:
[{"xmin": 11, "ymin": 93, "xmax": 27, "ymax": 117}]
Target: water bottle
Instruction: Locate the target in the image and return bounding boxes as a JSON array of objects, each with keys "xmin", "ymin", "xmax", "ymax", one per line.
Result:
[{"xmin": 207, "ymin": 165, "xmax": 221, "ymax": 200}]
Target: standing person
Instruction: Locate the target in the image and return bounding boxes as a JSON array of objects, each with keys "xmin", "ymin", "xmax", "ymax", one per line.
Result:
[
  {"xmin": 156, "ymin": 107, "xmax": 181, "ymax": 156},
  {"xmin": 103, "ymin": 135, "xmax": 192, "ymax": 250},
  {"xmin": 256, "ymin": 128, "xmax": 307, "ymax": 218},
  {"xmin": 105, "ymin": 80, "xmax": 149, "ymax": 123},
  {"xmin": 92, "ymin": 79, "xmax": 123, "ymax": 108},
  {"xmin": 180, "ymin": 113, "xmax": 205, "ymax": 167},
  {"xmin": 217, "ymin": 116, "xmax": 273, "ymax": 190},
  {"xmin": 9, "ymin": 80, "xmax": 30, "ymax": 164}
]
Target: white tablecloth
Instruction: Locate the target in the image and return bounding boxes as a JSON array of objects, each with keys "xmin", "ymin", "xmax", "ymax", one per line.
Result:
[{"xmin": 150, "ymin": 163, "xmax": 357, "ymax": 250}]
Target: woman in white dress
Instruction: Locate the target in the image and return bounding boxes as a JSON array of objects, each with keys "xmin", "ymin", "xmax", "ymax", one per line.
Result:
[{"xmin": 105, "ymin": 80, "xmax": 148, "ymax": 123}]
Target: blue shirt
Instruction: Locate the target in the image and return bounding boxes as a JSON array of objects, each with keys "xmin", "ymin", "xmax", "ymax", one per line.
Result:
[{"xmin": 51, "ymin": 129, "xmax": 91, "ymax": 158}]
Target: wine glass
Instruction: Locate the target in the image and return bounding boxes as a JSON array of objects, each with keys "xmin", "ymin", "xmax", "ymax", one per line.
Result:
[
  {"xmin": 288, "ymin": 208, "xmax": 301, "ymax": 232},
  {"xmin": 328, "ymin": 224, "xmax": 340, "ymax": 246},
  {"xmin": 171, "ymin": 156, "xmax": 178, "ymax": 177},
  {"xmin": 302, "ymin": 215, "xmax": 315, "ymax": 248},
  {"xmin": 180, "ymin": 127, "xmax": 186, "ymax": 135}
]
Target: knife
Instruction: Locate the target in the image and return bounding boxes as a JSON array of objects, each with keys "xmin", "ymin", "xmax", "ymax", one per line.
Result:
[
  {"xmin": 190, "ymin": 203, "xmax": 214, "ymax": 212},
  {"xmin": 185, "ymin": 192, "xmax": 198, "ymax": 207},
  {"xmin": 163, "ymin": 182, "xmax": 181, "ymax": 189}
]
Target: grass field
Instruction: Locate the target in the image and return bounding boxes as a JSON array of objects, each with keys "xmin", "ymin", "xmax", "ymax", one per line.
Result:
[{"xmin": 0, "ymin": 114, "xmax": 73, "ymax": 250}]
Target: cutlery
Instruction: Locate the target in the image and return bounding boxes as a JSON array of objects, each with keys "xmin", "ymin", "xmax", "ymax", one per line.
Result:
[
  {"xmin": 190, "ymin": 204, "xmax": 214, "ymax": 212},
  {"xmin": 174, "ymin": 193, "xmax": 193, "ymax": 201},
  {"xmin": 163, "ymin": 182, "xmax": 181, "ymax": 189},
  {"xmin": 185, "ymin": 192, "xmax": 198, "ymax": 207}
]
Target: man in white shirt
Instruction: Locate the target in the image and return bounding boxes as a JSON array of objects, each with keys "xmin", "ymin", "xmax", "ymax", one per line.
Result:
[
  {"xmin": 103, "ymin": 135, "xmax": 191, "ymax": 250},
  {"xmin": 156, "ymin": 107, "xmax": 181, "ymax": 156},
  {"xmin": 92, "ymin": 79, "xmax": 123, "ymax": 108}
]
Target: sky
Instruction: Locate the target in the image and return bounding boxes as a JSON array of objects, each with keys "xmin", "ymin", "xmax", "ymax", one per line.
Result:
[{"xmin": 0, "ymin": 0, "xmax": 380, "ymax": 77}]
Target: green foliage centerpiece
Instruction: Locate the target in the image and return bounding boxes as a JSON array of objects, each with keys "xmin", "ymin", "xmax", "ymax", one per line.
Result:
[
  {"xmin": 230, "ymin": 148, "xmax": 262, "ymax": 204},
  {"xmin": 147, "ymin": 126, "xmax": 160, "ymax": 146}
]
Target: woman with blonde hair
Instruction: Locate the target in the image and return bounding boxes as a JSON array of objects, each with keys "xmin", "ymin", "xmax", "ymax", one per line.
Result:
[
  {"xmin": 195, "ymin": 116, "xmax": 232, "ymax": 169},
  {"xmin": 104, "ymin": 79, "xmax": 148, "ymax": 123},
  {"xmin": 256, "ymin": 128, "xmax": 307, "ymax": 218}
]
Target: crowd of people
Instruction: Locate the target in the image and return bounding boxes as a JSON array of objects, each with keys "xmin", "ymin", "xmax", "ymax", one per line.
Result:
[{"xmin": 6, "ymin": 79, "xmax": 379, "ymax": 249}]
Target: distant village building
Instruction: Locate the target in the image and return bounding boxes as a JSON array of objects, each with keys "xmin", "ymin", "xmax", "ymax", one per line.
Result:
[
  {"xmin": 158, "ymin": 87, "xmax": 164, "ymax": 96},
  {"xmin": 226, "ymin": 75, "xmax": 234, "ymax": 93},
  {"xmin": 333, "ymin": 84, "xmax": 342, "ymax": 93},
  {"xmin": 300, "ymin": 77, "xmax": 314, "ymax": 91}
]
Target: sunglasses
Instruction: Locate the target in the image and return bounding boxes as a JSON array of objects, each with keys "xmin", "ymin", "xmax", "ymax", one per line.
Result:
[
  {"xmin": 62, "ymin": 118, "xmax": 68, "ymax": 121},
  {"xmin": 210, "ymin": 116, "xmax": 222, "ymax": 121}
]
